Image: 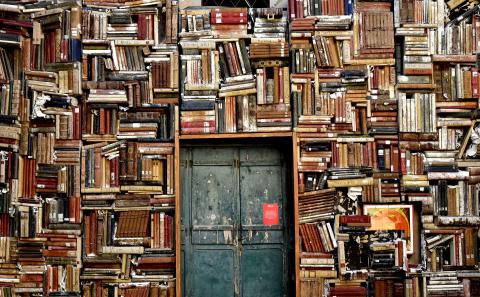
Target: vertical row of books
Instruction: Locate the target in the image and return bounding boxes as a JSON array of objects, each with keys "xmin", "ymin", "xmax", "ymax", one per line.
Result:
[
  {"xmin": 291, "ymin": 0, "xmax": 427, "ymax": 296},
  {"xmin": 398, "ymin": 0, "xmax": 480, "ymax": 295},
  {"xmin": 396, "ymin": 3, "xmax": 451, "ymax": 297},
  {"xmin": 178, "ymin": 6, "xmax": 291, "ymax": 134},
  {"xmin": 0, "ymin": 1, "xmax": 84, "ymax": 296},
  {"xmin": 404, "ymin": 0, "xmax": 480, "ymax": 296},
  {"xmin": 0, "ymin": 0, "xmax": 179, "ymax": 296},
  {"xmin": 293, "ymin": 0, "xmax": 480, "ymax": 296},
  {"xmin": 0, "ymin": 2, "xmax": 26, "ymax": 296},
  {"xmin": 81, "ymin": 0, "xmax": 178, "ymax": 296}
]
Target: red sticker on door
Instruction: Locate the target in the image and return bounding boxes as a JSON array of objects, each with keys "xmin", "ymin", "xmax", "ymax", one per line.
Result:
[{"xmin": 263, "ymin": 203, "xmax": 279, "ymax": 225}]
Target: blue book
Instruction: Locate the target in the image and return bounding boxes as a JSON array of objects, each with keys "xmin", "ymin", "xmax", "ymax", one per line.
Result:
[
  {"xmin": 181, "ymin": 100, "xmax": 215, "ymax": 110},
  {"xmin": 345, "ymin": 0, "xmax": 353, "ymax": 15},
  {"xmin": 70, "ymin": 39, "xmax": 82, "ymax": 62}
]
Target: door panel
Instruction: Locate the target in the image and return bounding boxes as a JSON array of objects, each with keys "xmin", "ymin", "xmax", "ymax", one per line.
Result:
[
  {"xmin": 192, "ymin": 248, "xmax": 235, "ymax": 297},
  {"xmin": 182, "ymin": 145, "xmax": 288, "ymax": 297},
  {"xmin": 191, "ymin": 164, "xmax": 236, "ymax": 245},
  {"xmin": 241, "ymin": 247, "xmax": 284, "ymax": 297},
  {"xmin": 239, "ymin": 146, "xmax": 282, "ymax": 164},
  {"xmin": 192, "ymin": 147, "xmax": 236, "ymax": 165},
  {"xmin": 240, "ymin": 164, "xmax": 284, "ymax": 244}
]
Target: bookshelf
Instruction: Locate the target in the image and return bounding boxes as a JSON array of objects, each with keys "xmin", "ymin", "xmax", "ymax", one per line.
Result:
[
  {"xmin": 1, "ymin": 0, "xmax": 480, "ymax": 296},
  {"xmin": 80, "ymin": 1, "xmax": 180, "ymax": 296},
  {"xmin": 178, "ymin": 7, "xmax": 291, "ymax": 135},
  {"xmin": 0, "ymin": 0, "xmax": 181, "ymax": 296}
]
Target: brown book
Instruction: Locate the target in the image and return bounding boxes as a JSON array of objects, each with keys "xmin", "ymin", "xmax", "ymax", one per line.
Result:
[
  {"xmin": 464, "ymin": 69, "xmax": 473, "ymax": 98},
  {"xmin": 90, "ymin": 212, "xmax": 97, "ymax": 256}
]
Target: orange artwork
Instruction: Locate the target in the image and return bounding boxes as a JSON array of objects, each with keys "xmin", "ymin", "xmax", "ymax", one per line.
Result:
[{"xmin": 364, "ymin": 204, "xmax": 414, "ymax": 254}]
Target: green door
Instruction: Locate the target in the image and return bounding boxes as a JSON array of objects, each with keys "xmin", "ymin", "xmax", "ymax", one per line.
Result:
[{"xmin": 181, "ymin": 145, "xmax": 289, "ymax": 297}]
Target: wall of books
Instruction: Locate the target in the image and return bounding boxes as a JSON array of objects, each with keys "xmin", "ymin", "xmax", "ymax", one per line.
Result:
[
  {"xmin": 292, "ymin": 0, "xmax": 480, "ymax": 296},
  {"xmin": 1, "ymin": 0, "xmax": 480, "ymax": 296},
  {"xmin": 0, "ymin": 0, "xmax": 179, "ymax": 296}
]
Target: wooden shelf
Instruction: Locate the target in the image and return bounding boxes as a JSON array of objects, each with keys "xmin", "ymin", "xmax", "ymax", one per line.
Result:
[
  {"xmin": 81, "ymin": 206, "xmax": 154, "ymax": 211},
  {"xmin": 179, "ymin": 131, "xmax": 293, "ymax": 140}
]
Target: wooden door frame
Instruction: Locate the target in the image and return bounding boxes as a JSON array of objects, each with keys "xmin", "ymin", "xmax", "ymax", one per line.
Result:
[{"xmin": 176, "ymin": 135, "xmax": 295, "ymax": 297}]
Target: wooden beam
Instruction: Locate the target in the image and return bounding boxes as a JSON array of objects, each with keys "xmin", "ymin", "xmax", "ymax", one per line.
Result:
[{"xmin": 179, "ymin": 131, "xmax": 293, "ymax": 140}]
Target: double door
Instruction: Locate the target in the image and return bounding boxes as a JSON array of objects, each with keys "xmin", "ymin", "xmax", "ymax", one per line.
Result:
[{"xmin": 181, "ymin": 145, "xmax": 289, "ymax": 297}]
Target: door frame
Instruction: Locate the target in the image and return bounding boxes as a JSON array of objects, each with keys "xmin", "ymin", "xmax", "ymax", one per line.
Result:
[{"xmin": 178, "ymin": 137, "xmax": 294, "ymax": 297}]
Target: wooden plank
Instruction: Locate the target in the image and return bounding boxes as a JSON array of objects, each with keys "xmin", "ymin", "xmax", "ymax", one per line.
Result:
[
  {"xmin": 179, "ymin": 132, "xmax": 293, "ymax": 140},
  {"xmin": 175, "ymin": 131, "xmax": 181, "ymax": 297},
  {"xmin": 293, "ymin": 132, "xmax": 300, "ymax": 296}
]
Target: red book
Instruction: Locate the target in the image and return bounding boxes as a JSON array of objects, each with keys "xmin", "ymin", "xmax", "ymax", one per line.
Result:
[
  {"xmin": 105, "ymin": 109, "xmax": 112, "ymax": 134},
  {"xmin": 211, "ymin": 11, "xmax": 247, "ymax": 18},
  {"xmin": 61, "ymin": 39, "xmax": 68, "ymax": 62},
  {"xmin": 90, "ymin": 212, "xmax": 97, "ymax": 255},
  {"xmin": 181, "ymin": 127, "xmax": 216, "ymax": 134},
  {"xmin": 47, "ymin": 266, "xmax": 53, "ymax": 292},
  {"xmin": 289, "ymin": 0, "xmax": 296, "ymax": 19},
  {"xmin": 84, "ymin": 216, "xmax": 91, "ymax": 255},
  {"xmin": 180, "ymin": 120, "xmax": 216, "ymax": 129},
  {"xmin": 75, "ymin": 196, "xmax": 81, "ymax": 223},
  {"xmin": 298, "ymin": 172, "xmax": 305, "ymax": 194},
  {"xmin": 164, "ymin": 214, "xmax": 169, "ymax": 249},
  {"xmin": 150, "ymin": 197, "xmax": 174, "ymax": 205},
  {"xmin": 331, "ymin": 141, "xmax": 337, "ymax": 167},
  {"xmin": 20, "ymin": 274, "xmax": 43, "ymax": 283},
  {"xmin": 339, "ymin": 215, "xmax": 371, "ymax": 226},
  {"xmin": 403, "ymin": 68, "xmax": 433, "ymax": 75},
  {"xmin": 211, "ymin": 16, "xmax": 247, "ymax": 24},
  {"xmin": 138, "ymin": 15, "xmax": 145, "ymax": 39},
  {"xmin": 52, "ymin": 266, "xmax": 58, "ymax": 292},
  {"xmin": 299, "ymin": 224, "xmax": 311, "ymax": 252},
  {"xmin": 99, "ymin": 108, "xmax": 106, "ymax": 135},
  {"xmin": 391, "ymin": 146, "xmax": 399, "ymax": 173},
  {"xmin": 138, "ymin": 256, "xmax": 175, "ymax": 264},
  {"xmin": 226, "ymin": 42, "xmax": 241, "ymax": 76},
  {"xmin": 297, "ymin": 0, "xmax": 304, "ymax": 18},
  {"xmin": 472, "ymin": 67, "xmax": 478, "ymax": 97},
  {"xmin": 68, "ymin": 196, "xmax": 75, "ymax": 223},
  {"xmin": 43, "ymin": 250, "xmax": 77, "ymax": 257},
  {"xmin": 169, "ymin": 215, "xmax": 174, "ymax": 249},
  {"xmin": 95, "ymin": 281, "xmax": 102, "ymax": 297}
]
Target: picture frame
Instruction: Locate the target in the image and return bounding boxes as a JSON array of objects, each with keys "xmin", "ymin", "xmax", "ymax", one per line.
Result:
[{"xmin": 363, "ymin": 204, "xmax": 414, "ymax": 254}]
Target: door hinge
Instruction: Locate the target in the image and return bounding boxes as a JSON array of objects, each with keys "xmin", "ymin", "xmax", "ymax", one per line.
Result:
[{"xmin": 233, "ymin": 159, "xmax": 240, "ymax": 168}]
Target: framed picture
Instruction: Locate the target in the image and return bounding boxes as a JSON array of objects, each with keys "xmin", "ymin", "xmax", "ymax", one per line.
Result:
[{"xmin": 363, "ymin": 204, "xmax": 414, "ymax": 254}]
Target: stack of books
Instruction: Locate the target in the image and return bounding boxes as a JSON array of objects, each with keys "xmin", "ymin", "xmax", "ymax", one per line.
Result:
[
  {"xmin": 80, "ymin": 1, "xmax": 178, "ymax": 294},
  {"xmin": 179, "ymin": 7, "xmax": 292, "ymax": 134}
]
